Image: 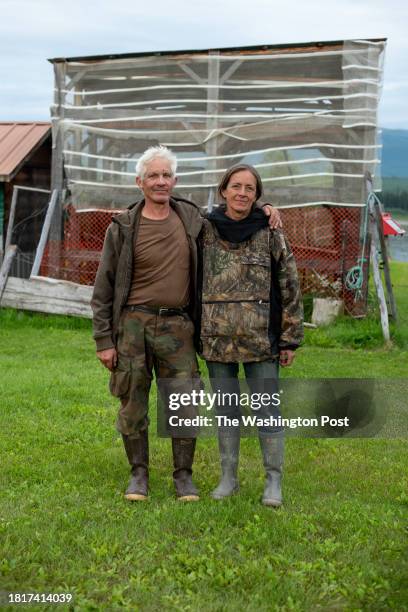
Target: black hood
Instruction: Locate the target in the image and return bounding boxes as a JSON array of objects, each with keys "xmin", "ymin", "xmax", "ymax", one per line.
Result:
[{"xmin": 207, "ymin": 204, "xmax": 268, "ymax": 243}]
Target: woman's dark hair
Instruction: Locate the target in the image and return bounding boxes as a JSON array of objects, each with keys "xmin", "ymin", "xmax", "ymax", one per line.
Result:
[{"xmin": 217, "ymin": 164, "xmax": 263, "ymax": 202}]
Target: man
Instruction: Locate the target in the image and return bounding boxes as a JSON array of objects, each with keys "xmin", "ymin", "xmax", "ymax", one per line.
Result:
[
  {"xmin": 92, "ymin": 146, "xmax": 203, "ymax": 502},
  {"xmin": 91, "ymin": 146, "xmax": 280, "ymax": 503}
]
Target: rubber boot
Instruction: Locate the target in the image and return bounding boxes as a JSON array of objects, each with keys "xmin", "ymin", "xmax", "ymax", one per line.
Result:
[
  {"xmin": 259, "ymin": 432, "xmax": 284, "ymax": 507},
  {"xmin": 172, "ymin": 438, "xmax": 199, "ymax": 501},
  {"xmin": 211, "ymin": 431, "xmax": 240, "ymax": 500},
  {"xmin": 122, "ymin": 429, "xmax": 149, "ymax": 501}
]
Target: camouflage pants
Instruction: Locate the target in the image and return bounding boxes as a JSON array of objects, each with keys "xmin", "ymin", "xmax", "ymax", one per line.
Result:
[{"xmin": 110, "ymin": 309, "xmax": 200, "ymax": 439}]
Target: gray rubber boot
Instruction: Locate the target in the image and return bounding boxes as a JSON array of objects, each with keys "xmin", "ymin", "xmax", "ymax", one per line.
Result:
[
  {"xmin": 211, "ymin": 431, "xmax": 240, "ymax": 500},
  {"xmin": 259, "ymin": 433, "xmax": 284, "ymax": 507},
  {"xmin": 172, "ymin": 438, "xmax": 200, "ymax": 501},
  {"xmin": 122, "ymin": 429, "xmax": 149, "ymax": 501}
]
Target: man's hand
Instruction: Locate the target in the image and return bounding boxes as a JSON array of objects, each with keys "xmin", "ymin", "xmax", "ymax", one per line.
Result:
[
  {"xmin": 279, "ymin": 349, "xmax": 295, "ymax": 367},
  {"xmin": 97, "ymin": 347, "xmax": 118, "ymax": 371},
  {"xmin": 263, "ymin": 204, "xmax": 282, "ymax": 229}
]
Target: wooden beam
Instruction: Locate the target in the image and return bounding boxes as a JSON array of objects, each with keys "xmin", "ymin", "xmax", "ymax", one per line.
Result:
[
  {"xmin": 66, "ymin": 69, "xmax": 87, "ymax": 91},
  {"xmin": 51, "ymin": 62, "xmax": 66, "ymax": 193},
  {"xmin": 373, "ymin": 197, "xmax": 398, "ymax": 321},
  {"xmin": 31, "ymin": 190, "xmax": 59, "ymax": 277},
  {"xmin": 4, "ymin": 187, "xmax": 19, "ymax": 252},
  {"xmin": 369, "ymin": 233, "xmax": 390, "ymax": 344},
  {"xmin": 220, "ymin": 60, "xmax": 243, "ymax": 85},
  {"xmin": 178, "ymin": 62, "xmax": 205, "ymax": 84},
  {"xmin": 206, "ymin": 52, "xmax": 220, "ymax": 210},
  {"xmin": 365, "ymin": 172, "xmax": 398, "ymax": 323},
  {"xmin": 0, "ymin": 245, "xmax": 19, "ymax": 303},
  {"xmin": 366, "ymin": 173, "xmax": 391, "ymax": 344},
  {"xmin": 9, "ymin": 186, "xmax": 51, "ymax": 194},
  {"xmin": 1, "ymin": 275, "xmax": 93, "ymax": 318}
]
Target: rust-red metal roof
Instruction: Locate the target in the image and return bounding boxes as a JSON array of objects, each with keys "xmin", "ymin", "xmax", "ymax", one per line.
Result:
[{"xmin": 0, "ymin": 122, "xmax": 51, "ymax": 182}]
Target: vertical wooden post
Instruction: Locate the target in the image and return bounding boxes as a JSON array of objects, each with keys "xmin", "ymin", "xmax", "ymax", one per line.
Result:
[
  {"xmin": 365, "ymin": 173, "xmax": 391, "ymax": 345},
  {"xmin": 4, "ymin": 186, "xmax": 19, "ymax": 253},
  {"xmin": 373, "ymin": 197, "xmax": 398, "ymax": 321},
  {"xmin": 0, "ymin": 185, "xmax": 5, "ymax": 266},
  {"xmin": 365, "ymin": 172, "xmax": 398, "ymax": 321},
  {"xmin": 31, "ymin": 190, "xmax": 59, "ymax": 278},
  {"xmin": 49, "ymin": 62, "xmax": 67, "ymax": 278},
  {"xmin": 0, "ymin": 245, "xmax": 19, "ymax": 303},
  {"xmin": 51, "ymin": 62, "xmax": 66, "ymax": 194},
  {"xmin": 206, "ymin": 52, "xmax": 220, "ymax": 212},
  {"xmin": 369, "ymin": 229, "xmax": 390, "ymax": 343}
]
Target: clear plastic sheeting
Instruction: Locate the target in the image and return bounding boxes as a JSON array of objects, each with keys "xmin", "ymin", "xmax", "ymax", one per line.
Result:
[
  {"xmin": 45, "ymin": 40, "xmax": 385, "ymax": 311},
  {"xmin": 51, "ymin": 39, "xmax": 385, "ymax": 209}
]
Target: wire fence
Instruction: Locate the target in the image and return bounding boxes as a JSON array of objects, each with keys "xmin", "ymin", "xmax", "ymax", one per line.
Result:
[
  {"xmin": 7, "ymin": 187, "xmax": 50, "ymax": 280},
  {"xmin": 38, "ymin": 201, "xmax": 369, "ymax": 316}
]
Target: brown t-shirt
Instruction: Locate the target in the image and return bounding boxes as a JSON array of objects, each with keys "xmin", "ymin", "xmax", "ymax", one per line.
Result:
[{"xmin": 126, "ymin": 209, "xmax": 190, "ymax": 307}]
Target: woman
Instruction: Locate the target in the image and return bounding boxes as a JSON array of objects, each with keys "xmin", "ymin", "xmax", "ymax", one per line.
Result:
[{"xmin": 199, "ymin": 164, "xmax": 303, "ymax": 506}]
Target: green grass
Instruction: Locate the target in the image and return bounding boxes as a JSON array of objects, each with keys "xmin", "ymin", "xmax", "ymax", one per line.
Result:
[
  {"xmin": 303, "ymin": 262, "xmax": 408, "ymax": 352},
  {"xmin": 1, "ymin": 263, "xmax": 408, "ymax": 610},
  {"xmin": 387, "ymin": 208, "xmax": 408, "ymax": 223}
]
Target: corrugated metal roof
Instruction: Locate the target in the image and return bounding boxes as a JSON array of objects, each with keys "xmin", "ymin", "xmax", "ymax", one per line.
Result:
[{"xmin": 0, "ymin": 122, "xmax": 51, "ymax": 182}]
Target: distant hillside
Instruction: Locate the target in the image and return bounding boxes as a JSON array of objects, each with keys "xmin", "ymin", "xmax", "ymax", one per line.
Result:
[
  {"xmin": 382, "ymin": 177, "xmax": 408, "ymax": 192},
  {"xmin": 380, "ymin": 129, "xmax": 408, "ymax": 212},
  {"xmin": 381, "ymin": 128, "xmax": 408, "ymax": 178}
]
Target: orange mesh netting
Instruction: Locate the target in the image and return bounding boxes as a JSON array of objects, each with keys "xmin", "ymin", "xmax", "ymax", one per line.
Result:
[
  {"xmin": 39, "ymin": 203, "xmax": 369, "ymax": 316},
  {"xmin": 40, "ymin": 206, "xmax": 120, "ymax": 287}
]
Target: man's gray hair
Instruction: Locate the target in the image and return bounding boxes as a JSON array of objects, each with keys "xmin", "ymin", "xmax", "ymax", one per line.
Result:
[{"xmin": 135, "ymin": 145, "xmax": 177, "ymax": 179}]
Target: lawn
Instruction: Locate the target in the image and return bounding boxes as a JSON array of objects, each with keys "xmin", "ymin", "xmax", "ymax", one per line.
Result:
[{"xmin": 0, "ymin": 263, "xmax": 407, "ymax": 611}]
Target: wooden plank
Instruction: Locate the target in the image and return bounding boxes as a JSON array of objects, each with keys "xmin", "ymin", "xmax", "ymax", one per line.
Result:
[
  {"xmin": 365, "ymin": 171, "xmax": 398, "ymax": 328},
  {"xmin": 29, "ymin": 275, "xmax": 93, "ymax": 300},
  {"xmin": 1, "ymin": 276, "xmax": 93, "ymax": 318},
  {"xmin": 365, "ymin": 173, "xmax": 390, "ymax": 343},
  {"xmin": 0, "ymin": 245, "xmax": 19, "ymax": 302},
  {"xmin": 4, "ymin": 187, "xmax": 19, "ymax": 252},
  {"xmin": 206, "ymin": 52, "xmax": 220, "ymax": 210},
  {"xmin": 48, "ymin": 188, "xmax": 66, "ymax": 276},
  {"xmin": 31, "ymin": 190, "xmax": 59, "ymax": 277},
  {"xmin": 373, "ymin": 198, "xmax": 398, "ymax": 321},
  {"xmin": 11, "ymin": 185, "xmax": 51, "ymax": 194},
  {"xmin": 51, "ymin": 62, "xmax": 66, "ymax": 193},
  {"xmin": 368, "ymin": 213, "xmax": 390, "ymax": 344}
]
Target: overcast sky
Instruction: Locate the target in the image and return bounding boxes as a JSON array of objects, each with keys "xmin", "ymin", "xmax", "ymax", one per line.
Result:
[{"xmin": 1, "ymin": 0, "xmax": 407, "ymax": 129}]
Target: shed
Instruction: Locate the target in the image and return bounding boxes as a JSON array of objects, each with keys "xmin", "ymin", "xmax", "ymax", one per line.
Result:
[
  {"xmin": 0, "ymin": 122, "xmax": 51, "ymax": 276},
  {"xmin": 3, "ymin": 39, "xmax": 387, "ymax": 317}
]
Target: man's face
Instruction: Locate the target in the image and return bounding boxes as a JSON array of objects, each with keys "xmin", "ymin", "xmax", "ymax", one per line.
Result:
[{"xmin": 136, "ymin": 157, "xmax": 177, "ymax": 205}]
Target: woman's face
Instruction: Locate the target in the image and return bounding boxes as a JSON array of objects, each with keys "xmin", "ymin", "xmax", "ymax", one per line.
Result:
[{"xmin": 222, "ymin": 170, "xmax": 258, "ymax": 220}]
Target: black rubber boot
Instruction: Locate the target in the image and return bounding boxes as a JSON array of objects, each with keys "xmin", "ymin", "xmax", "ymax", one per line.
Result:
[
  {"xmin": 259, "ymin": 432, "xmax": 284, "ymax": 507},
  {"xmin": 122, "ymin": 429, "xmax": 149, "ymax": 501},
  {"xmin": 172, "ymin": 438, "xmax": 200, "ymax": 501},
  {"xmin": 211, "ymin": 431, "xmax": 240, "ymax": 500}
]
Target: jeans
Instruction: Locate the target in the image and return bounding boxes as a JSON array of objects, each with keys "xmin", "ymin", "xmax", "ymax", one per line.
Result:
[{"xmin": 206, "ymin": 360, "xmax": 283, "ymax": 435}]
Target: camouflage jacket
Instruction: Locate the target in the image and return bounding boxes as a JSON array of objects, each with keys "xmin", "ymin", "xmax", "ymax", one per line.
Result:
[
  {"xmin": 91, "ymin": 197, "xmax": 203, "ymax": 352},
  {"xmin": 199, "ymin": 220, "xmax": 304, "ymax": 362}
]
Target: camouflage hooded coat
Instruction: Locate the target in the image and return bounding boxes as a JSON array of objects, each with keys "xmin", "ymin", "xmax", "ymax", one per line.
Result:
[{"xmin": 199, "ymin": 219, "xmax": 304, "ymax": 362}]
